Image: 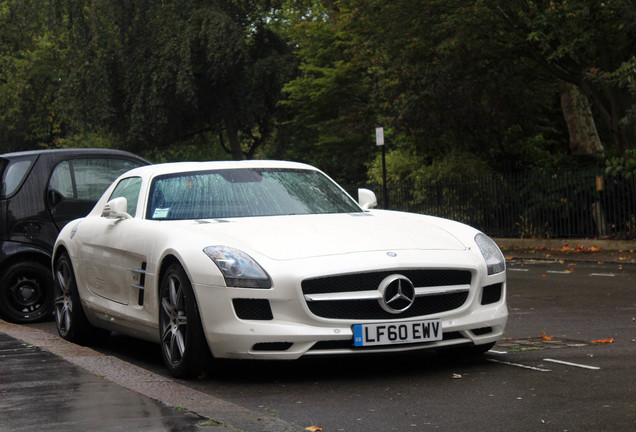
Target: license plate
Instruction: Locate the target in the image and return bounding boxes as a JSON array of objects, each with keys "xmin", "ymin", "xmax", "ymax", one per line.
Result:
[{"xmin": 353, "ymin": 319, "xmax": 442, "ymax": 347}]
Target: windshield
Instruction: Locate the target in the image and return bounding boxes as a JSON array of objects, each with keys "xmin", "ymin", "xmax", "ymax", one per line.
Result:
[{"xmin": 147, "ymin": 168, "xmax": 361, "ymax": 220}]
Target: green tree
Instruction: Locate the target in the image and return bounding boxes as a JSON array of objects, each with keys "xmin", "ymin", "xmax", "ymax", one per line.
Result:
[
  {"xmin": 273, "ymin": 0, "xmax": 378, "ymax": 183},
  {"xmin": 0, "ymin": 0, "xmax": 69, "ymax": 152},
  {"xmin": 56, "ymin": 0, "xmax": 295, "ymax": 159}
]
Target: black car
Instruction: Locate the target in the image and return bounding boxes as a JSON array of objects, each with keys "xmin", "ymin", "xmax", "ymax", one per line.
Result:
[{"xmin": 0, "ymin": 148, "xmax": 150, "ymax": 323}]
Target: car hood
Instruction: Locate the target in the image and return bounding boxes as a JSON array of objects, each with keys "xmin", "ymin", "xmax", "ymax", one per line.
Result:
[{"xmin": 191, "ymin": 211, "xmax": 469, "ymax": 261}]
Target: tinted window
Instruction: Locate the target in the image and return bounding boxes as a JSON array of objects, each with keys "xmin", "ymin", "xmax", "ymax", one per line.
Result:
[
  {"xmin": 1, "ymin": 156, "xmax": 36, "ymax": 198},
  {"xmin": 49, "ymin": 158, "xmax": 143, "ymax": 201},
  {"xmin": 48, "ymin": 161, "xmax": 74, "ymax": 198},
  {"xmin": 73, "ymin": 158, "xmax": 142, "ymax": 200},
  {"xmin": 109, "ymin": 177, "xmax": 142, "ymax": 216},
  {"xmin": 147, "ymin": 168, "xmax": 361, "ymax": 220}
]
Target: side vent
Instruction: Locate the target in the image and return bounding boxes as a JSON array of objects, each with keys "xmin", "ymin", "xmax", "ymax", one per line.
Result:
[{"xmin": 131, "ymin": 262, "xmax": 147, "ymax": 306}]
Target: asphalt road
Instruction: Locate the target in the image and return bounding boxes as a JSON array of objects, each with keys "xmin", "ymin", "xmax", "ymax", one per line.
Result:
[{"xmin": 23, "ymin": 259, "xmax": 636, "ymax": 431}]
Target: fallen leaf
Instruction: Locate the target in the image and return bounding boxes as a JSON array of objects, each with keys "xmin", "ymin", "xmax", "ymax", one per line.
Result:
[
  {"xmin": 452, "ymin": 373, "xmax": 462, "ymax": 379},
  {"xmin": 542, "ymin": 332, "xmax": 555, "ymax": 341},
  {"xmin": 305, "ymin": 425, "xmax": 322, "ymax": 431},
  {"xmin": 591, "ymin": 338, "xmax": 615, "ymax": 344}
]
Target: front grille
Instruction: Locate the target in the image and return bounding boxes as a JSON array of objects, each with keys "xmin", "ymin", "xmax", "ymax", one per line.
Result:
[
  {"xmin": 481, "ymin": 283, "xmax": 502, "ymax": 305},
  {"xmin": 471, "ymin": 327, "xmax": 492, "ymax": 336},
  {"xmin": 302, "ymin": 270, "xmax": 471, "ymax": 320},
  {"xmin": 232, "ymin": 298, "xmax": 273, "ymax": 320},
  {"xmin": 306, "ymin": 292, "xmax": 469, "ymax": 320},
  {"xmin": 252, "ymin": 342, "xmax": 293, "ymax": 351},
  {"xmin": 302, "ymin": 270, "xmax": 471, "ymax": 295}
]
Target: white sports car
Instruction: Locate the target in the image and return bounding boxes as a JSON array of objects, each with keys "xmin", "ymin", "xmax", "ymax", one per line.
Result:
[{"xmin": 53, "ymin": 161, "xmax": 507, "ymax": 377}]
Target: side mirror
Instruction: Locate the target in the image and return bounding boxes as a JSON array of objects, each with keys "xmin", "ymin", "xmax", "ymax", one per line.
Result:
[
  {"xmin": 358, "ymin": 188, "xmax": 377, "ymax": 210},
  {"xmin": 102, "ymin": 197, "xmax": 132, "ymax": 219}
]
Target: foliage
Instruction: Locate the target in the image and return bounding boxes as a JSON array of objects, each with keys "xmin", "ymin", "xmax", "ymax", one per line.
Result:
[
  {"xmin": 1, "ymin": 0, "xmax": 634, "ymax": 191},
  {"xmin": 606, "ymin": 149, "xmax": 636, "ymax": 180},
  {"xmin": 0, "ymin": 0, "xmax": 70, "ymax": 150}
]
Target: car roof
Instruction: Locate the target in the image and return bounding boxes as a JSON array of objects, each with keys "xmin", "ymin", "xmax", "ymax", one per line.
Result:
[
  {"xmin": 123, "ymin": 160, "xmax": 318, "ymax": 178},
  {"xmin": 0, "ymin": 148, "xmax": 150, "ymax": 162}
]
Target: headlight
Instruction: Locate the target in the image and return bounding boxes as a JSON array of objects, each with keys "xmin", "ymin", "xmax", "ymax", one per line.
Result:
[
  {"xmin": 475, "ymin": 233, "xmax": 505, "ymax": 275},
  {"xmin": 203, "ymin": 246, "xmax": 272, "ymax": 288}
]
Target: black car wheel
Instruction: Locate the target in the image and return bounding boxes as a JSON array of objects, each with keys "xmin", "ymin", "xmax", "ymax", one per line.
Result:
[
  {"xmin": 54, "ymin": 253, "xmax": 95, "ymax": 343},
  {"xmin": 159, "ymin": 263, "xmax": 210, "ymax": 378},
  {"xmin": 0, "ymin": 261, "xmax": 53, "ymax": 323}
]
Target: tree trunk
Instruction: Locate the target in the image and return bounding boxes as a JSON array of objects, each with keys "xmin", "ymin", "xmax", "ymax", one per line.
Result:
[
  {"xmin": 560, "ymin": 82, "xmax": 605, "ymax": 158},
  {"xmin": 224, "ymin": 111, "xmax": 243, "ymax": 161}
]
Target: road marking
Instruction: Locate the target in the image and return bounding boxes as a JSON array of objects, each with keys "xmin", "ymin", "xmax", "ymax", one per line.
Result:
[
  {"xmin": 487, "ymin": 350, "xmax": 508, "ymax": 354},
  {"xmin": 589, "ymin": 273, "xmax": 616, "ymax": 277},
  {"xmin": 508, "ymin": 268, "xmax": 529, "ymax": 272},
  {"xmin": 543, "ymin": 358, "xmax": 600, "ymax": 370},
  {"xmin": 547, "ymin": 270, "xmax": 572, "ymax": 274},
  {"xmin": 488, "ymin": 359, "xmax": 551, "ymax": 372}
]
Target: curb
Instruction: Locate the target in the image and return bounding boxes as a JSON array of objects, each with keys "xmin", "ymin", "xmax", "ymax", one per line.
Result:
[{"xmin": 0, "ymin": 320, "xmax": 304, "ymax": 432}]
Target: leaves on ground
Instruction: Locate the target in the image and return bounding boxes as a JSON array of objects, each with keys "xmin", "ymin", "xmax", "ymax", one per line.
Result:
[{"xmin": 591, "ymin": 338, "xmax": 615, "ymax": 344}]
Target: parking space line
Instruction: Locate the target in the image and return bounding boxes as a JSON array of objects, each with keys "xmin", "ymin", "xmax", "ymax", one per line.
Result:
[
  {"xmin": 488, "ymin": 359, "xmax": 551, "ymax": 372},
  {"xmin": 508, "ymin": 268, "xmax": 529, "ymax": 272},
  {"xmin": 543, "ymin": 358, "xmax": 600, "ymax": 370},
  {"xmin": 589, "ymin": 273, "xmax": 616, "ymax": 277}
]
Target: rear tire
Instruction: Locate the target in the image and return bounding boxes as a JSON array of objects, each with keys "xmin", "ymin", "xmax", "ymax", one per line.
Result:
[
  {"xmin": 0, "ymin": 260, "xmax": 54, "ymax": 323},
  {"xmin": 159, "ymin": 263, "xmax": 211, "ymax": 378},
  {"xmin": 54, "ymin": 253, "xmax": 103, "ymax": 344}
]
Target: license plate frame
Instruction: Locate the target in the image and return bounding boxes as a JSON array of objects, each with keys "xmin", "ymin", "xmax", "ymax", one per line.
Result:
[{"xmin": 353, "ymin": 319, "xmax": 443, "ymax": 347}]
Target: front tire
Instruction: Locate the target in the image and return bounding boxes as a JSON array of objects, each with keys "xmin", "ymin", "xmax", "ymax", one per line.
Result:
[
  {"xmin": 159, "ymin": 263, "xmax": 211, "ymax": 378},
  {"xmin": 0, "ymin": 260, "xmax": 53, "ymax": 323},
  {"xmin": 54, "ymin": 253, "xmax": 95, "ymax": 343}
]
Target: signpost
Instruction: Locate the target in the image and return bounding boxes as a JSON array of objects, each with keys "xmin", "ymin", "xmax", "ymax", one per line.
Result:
[{"xmin": 376, "ymin": 127, "xmax": 388, "ymax": 207}]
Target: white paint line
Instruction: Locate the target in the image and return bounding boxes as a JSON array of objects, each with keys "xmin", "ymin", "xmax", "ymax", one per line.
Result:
[
  {"xmin": 488, "ymin": 359, "xmax": 551, "ymax": 372},
  {"xmin": 488, "ymin": 350, "xmax": 508, "ymax": 354},
  {"xmin": 508, "ymin": 268, "xmax": 529, "ymax": 272},
  {"xmin": 547, "ymin": 270, "xmax": 572, "ymax": 274},
  {"xmin": 543, "ymin": 358, "xmax": 601, "ymax": 370},
  {"xmin": 589, "ymin": 273, "xmax": 616, "ymax": 277}
]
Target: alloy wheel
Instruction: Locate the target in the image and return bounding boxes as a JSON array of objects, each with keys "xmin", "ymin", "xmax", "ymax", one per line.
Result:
[
  {"xmin": 160, "ymin": 274, "xmax": 188, "ymax": 367},
  {"xmin": 54, "ymin": 259, "xmax": 74, "ymax": 336}
]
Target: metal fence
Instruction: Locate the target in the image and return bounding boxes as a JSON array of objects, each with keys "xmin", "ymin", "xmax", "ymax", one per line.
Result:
[{"xmin": 358, "ymin": 170, "xmax": 636, "ymax": 240}]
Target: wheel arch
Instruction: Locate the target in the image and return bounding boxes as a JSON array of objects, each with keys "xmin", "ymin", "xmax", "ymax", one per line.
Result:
[
  {"xmin": 157, "ymin": 254, "xmax": 184, "ymax": 296},
  {"xmin": 51, "ymin": 245, "xmax": 70, "ymax": 268},
  {"xmin": 0, "ymin": 248, "xmax": 51, "ymax": 275}
]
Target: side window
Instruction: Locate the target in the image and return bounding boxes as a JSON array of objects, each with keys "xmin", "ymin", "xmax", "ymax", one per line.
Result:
[
  {"xmin": 1, "ymin": 156, "xmax": 37, "ymax": 198},
  {"xmin": 72, "ymin": 158, "xmax": 142, "ymax": 200},
  {"xmin": 48, "ymin": 161, "xmax": 75, "ymax": 198},
  {"xmin": 109, "ymin": 177, "xmax": 142, "ymax": 216},
  {"xmin": 48, "ymin": 158, "xmax": 142, "ymax": 201}
]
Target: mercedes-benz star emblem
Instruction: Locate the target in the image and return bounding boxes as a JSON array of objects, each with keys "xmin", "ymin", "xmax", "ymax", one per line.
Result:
[{"xmin": 378, "ymin": 274, "xmax": 416, "ymax": 314}]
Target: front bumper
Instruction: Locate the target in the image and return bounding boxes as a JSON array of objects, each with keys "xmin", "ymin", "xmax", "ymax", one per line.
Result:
[{"xmin": 192, "ymin": 249, "xmax": 507, "ymax": 359}]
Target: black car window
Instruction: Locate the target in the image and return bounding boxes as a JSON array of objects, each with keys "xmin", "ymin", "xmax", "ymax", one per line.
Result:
[
  {"xmin": 1, "ymin": 156, "xmax": 37, "ymax": 198},
  {"xmin": 109, "ymin": 177, "xmax": 142, "ymax": 216},
  {"xmin": 49, "ymin": 158, "xmax": 143, "ymax": 201},
  {"xmin": 48, "ymin": 161, "xmax": 75, "ymax": 198},
  {"xmin": 72, "ymin": 158, "xmax": 142, "ymax": 200}
]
